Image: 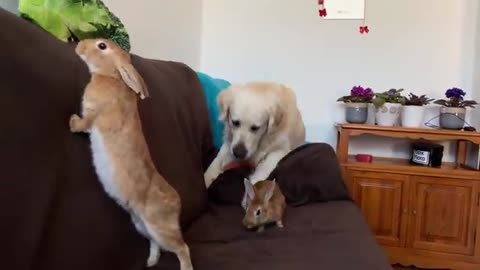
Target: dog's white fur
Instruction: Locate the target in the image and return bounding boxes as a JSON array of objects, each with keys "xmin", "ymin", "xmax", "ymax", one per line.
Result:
[{"xmin": 204, "ymin": 82, "xmax": 305, "ymax": 188}]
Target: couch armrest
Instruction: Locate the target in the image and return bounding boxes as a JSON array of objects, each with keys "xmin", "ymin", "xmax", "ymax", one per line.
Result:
[
  {"xmin": 272, "ymin": 143, "xmax": 352, "ymax": 206},
  {"xmin": 207, "ymin": 143, "xmax": 351, "ymax": 206}
]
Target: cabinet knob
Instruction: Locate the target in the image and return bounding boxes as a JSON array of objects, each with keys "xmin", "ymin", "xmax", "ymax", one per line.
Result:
[
  {"xmin": 412, "ymin": 210, "xmax": 417, "ymax": 215},
  {"xmin": 402, "ymin": 208, "xmax": 408, "ymax": 214}
]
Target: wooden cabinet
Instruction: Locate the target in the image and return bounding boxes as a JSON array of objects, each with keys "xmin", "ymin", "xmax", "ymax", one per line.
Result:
[
  {"xmin": 408, "ymin": 177, "xmax": 477, "ymax": 255},
  {"xmin": 336, "ymin": 124, "xmax": 480, "ymax": 270},
  {"xmin": 350, "ymin": 171, "xmax": 409, "ymax": 247}
]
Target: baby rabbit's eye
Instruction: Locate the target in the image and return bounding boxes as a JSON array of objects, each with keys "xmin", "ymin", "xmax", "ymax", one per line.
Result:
[
  {"xmin": 97, "ymin": 42, "xmax": 107, "ymax": 50},
  {"xmin": 255, "ymin": 209, "xmax": 261, "ymax": 216}
]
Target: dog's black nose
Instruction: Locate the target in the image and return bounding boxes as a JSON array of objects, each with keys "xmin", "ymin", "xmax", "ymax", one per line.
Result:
[{"xmin": 233, "ymin": 143, "xmax": 247, "ymax": 159}]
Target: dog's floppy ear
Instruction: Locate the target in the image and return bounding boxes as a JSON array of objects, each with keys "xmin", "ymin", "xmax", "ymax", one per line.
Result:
[
  {"xmin": 268, "ymin": 103, "xmax": 285, "ymax": 134},
  {"xmin": 218, "ymin": 88, "xmax": 233, "ymax": 121}
]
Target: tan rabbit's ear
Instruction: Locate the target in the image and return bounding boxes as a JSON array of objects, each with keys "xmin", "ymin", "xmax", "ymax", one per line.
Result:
[
  {"xmin": 264, "ymin": 179, "xmax": 276, "ymax": 202},
  {"xmin": 118, "ymin": 63, "xmax": 150, "ymax": 99},
  {"xmin": 244, "ymin": 178, "xmax": 255, "ymax": 200}
]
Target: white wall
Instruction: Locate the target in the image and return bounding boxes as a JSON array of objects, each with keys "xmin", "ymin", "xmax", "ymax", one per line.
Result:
[
  {"xmin": 103, "ymin": 0, "xmax": 202, "ymax": 69},
  {"xmin": 0, "ymin": 0, "xmax": 18, "ymax": 13},
  {"xmin": 201, "ymin": 0, "xmax": 479, "ymax": 159},
  {"xmin": 473, "ymin": 2, "xmax": 480, "ymax": 129}
]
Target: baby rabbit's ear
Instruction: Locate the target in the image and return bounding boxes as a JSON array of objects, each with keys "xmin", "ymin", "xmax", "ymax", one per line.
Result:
[
  {"xmin": 244, "ymin": 178, "xmax": 255, "ymax": 200},
  {"xmin": 264, "ymin": 179, "xmax": 276, "ymax": 202},
  {"xmin": 117, "ymin": 63, "xmax": 150, "ymax": 99}
]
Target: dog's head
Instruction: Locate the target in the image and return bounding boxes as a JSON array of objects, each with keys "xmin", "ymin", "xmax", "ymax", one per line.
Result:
[{"xmin": 218, "ymin": 84, "xmax": 284, "ymax": 160}]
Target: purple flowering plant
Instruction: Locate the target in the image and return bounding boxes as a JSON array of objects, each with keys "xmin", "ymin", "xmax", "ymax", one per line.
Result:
[
  {"xmin": 337, "ymin": 85, "xmax": 375, "ymax": 103},
  {"xmin": 433, "ymin": 87, "xmax": 477, "ymax": 108}
]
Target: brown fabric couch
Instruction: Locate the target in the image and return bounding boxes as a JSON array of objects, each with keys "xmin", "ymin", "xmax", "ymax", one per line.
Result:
[{"xmin": 0, "ymin": 9, "xmax": 392, "ymax": 270}]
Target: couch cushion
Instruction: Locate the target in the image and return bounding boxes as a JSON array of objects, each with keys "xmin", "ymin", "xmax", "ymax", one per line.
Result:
[
  {"xmin": 0, "ymin": 8, "xmax": 213, "ymax": 270},
  {"xmin": 184, "ymin": 202, "xmax": 392, "ymax": 270}
]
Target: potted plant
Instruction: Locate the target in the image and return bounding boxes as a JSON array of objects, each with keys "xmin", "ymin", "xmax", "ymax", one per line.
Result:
[
  {"xmin": 400, "ymin": 93, "xmax": 434, "ymax": 128},
  {"xmin": 372, "ymin": 88, "xmax": 405, "ymax": 126},
  {"xmin": 433, "ymin": 87, "xmax": 477, "ymax": 130},
  {"xmin": 337, "ymin": 85, "xmax": 374, "ymax": 124}
]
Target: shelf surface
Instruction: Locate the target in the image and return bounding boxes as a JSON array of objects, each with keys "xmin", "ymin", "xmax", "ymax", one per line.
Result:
[
  {"xmin": 336, "ymin": 123, "xmax": 480, "ymax": 138},
  {"xmin": 343, "ymin": 156, "xmax": 480, "ymax": 179}
]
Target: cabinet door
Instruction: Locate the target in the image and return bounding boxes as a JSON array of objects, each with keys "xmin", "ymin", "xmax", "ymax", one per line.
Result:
[
  {"xmin": 408, "ymin": 177, "xmax": 478, "ymax": 255},
  {"xmin": 350, "ymin": 170, "xmax": 410, "ymax": 247}
]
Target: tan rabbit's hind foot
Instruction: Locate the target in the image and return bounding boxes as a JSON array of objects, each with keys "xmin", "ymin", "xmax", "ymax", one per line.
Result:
[
  {"xmin": 177, "ymin": 244, "xmax": 193, "ymax": 270},
  {"xmin": 145, "ymin": 225, "xmax": 193, "ymax": 270},
  {"xmin": 146, "ymin": 241, "xmax": 161, "ymax": 267},
  {"xmin": 69, "ymin": 114, "xmax": 90, "ymax": 133},
  {"xmin": 276, "ymin": 220, "xmax": 284, "ymax": 228}
]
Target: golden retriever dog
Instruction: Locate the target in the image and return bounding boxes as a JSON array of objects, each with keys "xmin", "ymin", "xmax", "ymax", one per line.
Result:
[{"xmin": 204, "ymin": 82, "xmax": 306, "ymax": 193}]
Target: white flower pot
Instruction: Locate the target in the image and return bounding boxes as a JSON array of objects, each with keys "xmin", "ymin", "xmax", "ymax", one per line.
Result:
[
  {"xmin": 401, "ymin": 105, "xmax": 426, "ymax": 128},
  {"xmin": 375, "ymin": 103, "xmax": 402, "ymax": 127}
]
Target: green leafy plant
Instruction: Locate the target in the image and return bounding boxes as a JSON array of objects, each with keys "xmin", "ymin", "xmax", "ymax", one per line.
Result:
[
  {"xmin": 372, "ymin": 88, "xmax": 406, "ymax": 108},
  {"xmin": 403, "ymin": 93, "xmax": 434, "ymax": 106},
  {"xmin": 19, "ymin": 0, "xmax": 131, "ymax": 51}
]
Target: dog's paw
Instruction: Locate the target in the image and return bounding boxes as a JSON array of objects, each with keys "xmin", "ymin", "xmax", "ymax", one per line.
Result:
[{"xmin": 204, "ymin": 169, "xmax": 221, "ymax": 188}]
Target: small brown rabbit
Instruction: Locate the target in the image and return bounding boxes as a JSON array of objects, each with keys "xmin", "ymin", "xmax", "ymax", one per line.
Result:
[
  {"xmin": 242, "ymin": 178, "xmax": 286, "ymax": 233},
  {"xmin": 69, "ymin": 38, "xmax": 193, "ymax": 270}
]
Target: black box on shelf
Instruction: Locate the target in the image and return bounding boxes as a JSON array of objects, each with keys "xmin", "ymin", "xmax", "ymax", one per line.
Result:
[{"xmin": 410, "ymin": 140, "xmax": 444, "ymax": 167}]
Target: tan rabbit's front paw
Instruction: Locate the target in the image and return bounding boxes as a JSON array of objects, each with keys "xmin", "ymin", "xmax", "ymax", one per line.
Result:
[{"xmin": 69, "ymin": 114, "xmax": 82, "ymax": 133}]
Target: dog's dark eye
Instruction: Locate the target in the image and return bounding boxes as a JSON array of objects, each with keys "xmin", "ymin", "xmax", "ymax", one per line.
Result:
[
  {"xmin": 250, "ymin": 125, "xmax": 260, "ymax": 132},
  {"xmin": 97, "ymin": 42, "xmax": 107, "ymax": 50},
  {"xmin": 255, "ymin": 209, "xmax": 261, "ymax": 216},
  {"xmin": 232, "ymin": 120, "xmax": 240, "ymax": 127}
]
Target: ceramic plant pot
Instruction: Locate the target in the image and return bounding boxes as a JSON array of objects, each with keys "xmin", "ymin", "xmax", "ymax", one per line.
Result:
[
  {"xmin": 345, "ymin": 103, "xmax": 368, "ymax": 124},
  {"xmin": 439, "ymin": 107, "xmax": 466, "ymax": 130},
  {"xmin": 401, "ymin": 105, "xmax": 426, "ymax": 128},
  {"xmin": 375, "ymin": 103, "xmax": 402, "ymax": 127}
]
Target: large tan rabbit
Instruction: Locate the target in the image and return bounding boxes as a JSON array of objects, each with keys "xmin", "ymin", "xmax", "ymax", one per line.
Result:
[{"xmin": 69, "ymin": 38, "xmax": 193, "ymax": 270}]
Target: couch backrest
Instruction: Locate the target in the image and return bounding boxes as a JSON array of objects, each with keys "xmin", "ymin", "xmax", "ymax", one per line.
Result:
[{"xmin": 0, "ymin": 9, "xmax": 214, "ymax": 270}]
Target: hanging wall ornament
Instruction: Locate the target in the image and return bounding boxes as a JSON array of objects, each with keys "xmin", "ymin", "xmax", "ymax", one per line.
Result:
[
  {"xmin": 318, "ymin": 0, "xmax": 327, "ymax": 17},
  {"xmin": 359, "ymin": 0, "xmax": 369, "ymax": 34}
]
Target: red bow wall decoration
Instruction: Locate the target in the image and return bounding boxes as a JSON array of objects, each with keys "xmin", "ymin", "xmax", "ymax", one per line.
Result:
[
  {"xmin": 359, "ymin": 25, "xmax": 369, "ymax": 34},
  {"xmin": 319, "ymin": 8, "xmax": 327, "ymax": 17},
  {"xmin": 318, "ymin": 0, "xmax": 327, "ymax": 17}
]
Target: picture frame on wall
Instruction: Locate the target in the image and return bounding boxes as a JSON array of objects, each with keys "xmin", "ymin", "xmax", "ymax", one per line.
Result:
[{"xmin": 323, "ymin": 0, "xmax": 365, "ymax": 20}]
